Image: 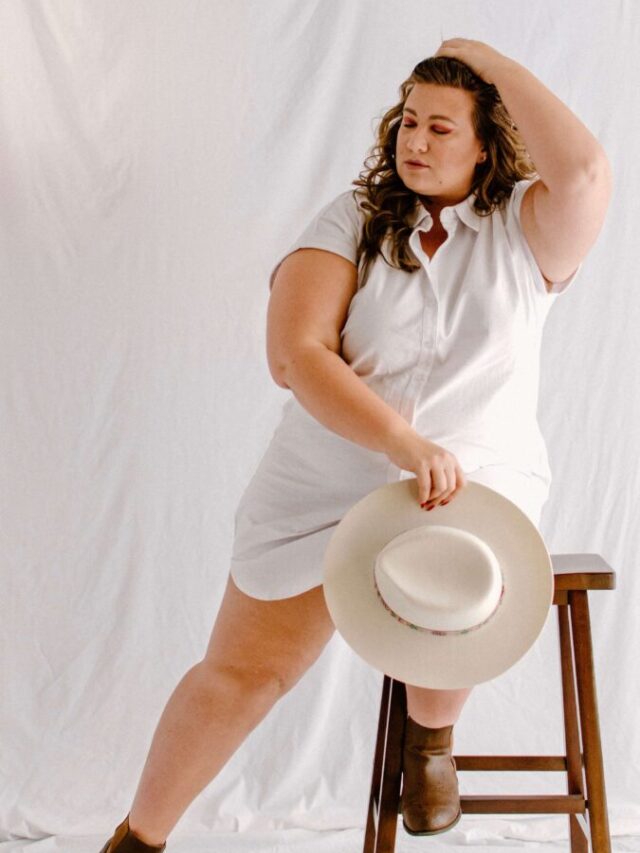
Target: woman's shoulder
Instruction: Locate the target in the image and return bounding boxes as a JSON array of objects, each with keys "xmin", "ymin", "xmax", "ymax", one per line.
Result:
[
  {"xmin": 488, "ymin": 178, "xmax": 546, "ymax": 230},
  {"xmin": 268, "ymin": 188, "xmax": 365, "ymax": 291},
  {"xmin": 295, "ymin": 187, "xmax": 366, "ymax": 252},
  {"xmin": 319, "ymin": 187, "xmax": 367, "ymax": 229}
]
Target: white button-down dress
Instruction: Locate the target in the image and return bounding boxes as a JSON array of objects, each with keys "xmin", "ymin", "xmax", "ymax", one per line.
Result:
[{"xmin": 230, "ymin": 180, "xmax": 582, "ymax": 600}]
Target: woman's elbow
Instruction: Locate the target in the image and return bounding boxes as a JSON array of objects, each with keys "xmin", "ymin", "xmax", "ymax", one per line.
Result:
[
  {"xmin": 266, "ymin": 353, "xmax": 291, "ymax": 389},
  {"xmin": 272, "ymin": 372, "xmax": 290, "ymax": 389}
]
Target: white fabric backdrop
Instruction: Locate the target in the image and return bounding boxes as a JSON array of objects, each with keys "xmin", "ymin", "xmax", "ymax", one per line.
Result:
[{"xmin": 1, "ymin": 1, "xmax": 638, "ymax": 851}]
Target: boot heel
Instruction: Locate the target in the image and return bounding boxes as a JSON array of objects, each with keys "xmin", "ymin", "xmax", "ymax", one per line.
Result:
[{"xmin": 98, "ymin": 813, "xmax": 167, "ymax": 852}]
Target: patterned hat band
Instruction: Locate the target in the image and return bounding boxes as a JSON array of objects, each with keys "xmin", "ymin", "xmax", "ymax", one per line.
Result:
[
  {"xmin": 372, "ymin": 571, "xmax": 505, "ymax": 635},
  {"xmin": 371, "ymin": 524, "xmax": 505, "ymax": 636}
]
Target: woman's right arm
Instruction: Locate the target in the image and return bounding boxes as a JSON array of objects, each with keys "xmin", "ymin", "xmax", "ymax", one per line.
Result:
[{"xmin": 267, "ymin": 248, "xmax": 467, "ymax": 508}]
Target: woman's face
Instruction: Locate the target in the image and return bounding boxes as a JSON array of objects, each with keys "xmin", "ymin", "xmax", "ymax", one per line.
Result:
[{"xmin": 395, "ymin": 82, "xmax": 487, "ymax": 205}]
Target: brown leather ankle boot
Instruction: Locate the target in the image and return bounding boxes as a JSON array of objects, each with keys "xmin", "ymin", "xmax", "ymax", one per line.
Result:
[
  {"xmin": 401, "ymin": 716, "xmax": 462, "ymax": 836},
  {"xmin": 98, "ymin": 813, "xmax": 167, "ymax": 852}
]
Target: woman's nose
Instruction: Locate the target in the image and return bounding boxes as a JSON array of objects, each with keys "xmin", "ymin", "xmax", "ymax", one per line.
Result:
[{"xmin": 407, "ymin": 130, "xmax": 429, "ymax": 152}]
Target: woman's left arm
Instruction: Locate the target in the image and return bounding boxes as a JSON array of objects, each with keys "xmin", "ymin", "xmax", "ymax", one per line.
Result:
[{"xmin": 436, "ymin": 39, "xmax": 612, "ymax": 285}]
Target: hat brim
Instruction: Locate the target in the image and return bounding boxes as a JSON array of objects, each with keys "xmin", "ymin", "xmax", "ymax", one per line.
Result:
[{"xmin": 322, "ymin": 479, "xmax": 553, "ymax": 689}]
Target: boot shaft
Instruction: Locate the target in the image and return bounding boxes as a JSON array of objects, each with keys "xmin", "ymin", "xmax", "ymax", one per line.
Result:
[
  {"xmin": 404, "ymin": 716, "xmax": 454, "ymax": 757},
  {"xmin": 99, "ymin": 814, "xmax": 166, "ymax": 853}
]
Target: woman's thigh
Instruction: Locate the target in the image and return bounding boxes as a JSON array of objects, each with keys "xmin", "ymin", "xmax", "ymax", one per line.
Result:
[
  {"xmin": 464, "ymin": 464, "xmax": 550, "ymax": 528},
  {"xmin": 202, "ymin": 572, "xmax": 335, "ymax": 695}
]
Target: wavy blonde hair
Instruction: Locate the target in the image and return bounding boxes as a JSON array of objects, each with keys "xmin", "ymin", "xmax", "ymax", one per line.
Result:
[{"xmin": 350, "ymin": 56, "xmax": 537, "ymax": 283}]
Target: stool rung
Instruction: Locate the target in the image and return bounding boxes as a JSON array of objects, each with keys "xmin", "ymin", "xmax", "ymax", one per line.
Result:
[
  {"xmin": 393, "ymin": 793, "xmax": 586, "ymax": 815},
  {"xmin": 455, "ymin": 755, "xmax": 574, "ymax": 771},
  {"xmin": 460, "ymin": 794, "xmax": 585, "ymax": 814}
]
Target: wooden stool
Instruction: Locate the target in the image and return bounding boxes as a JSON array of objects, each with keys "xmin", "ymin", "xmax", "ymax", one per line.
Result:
[{"xmin": 363, "ymin": 553, "xmax": 616, "ymax": 853}]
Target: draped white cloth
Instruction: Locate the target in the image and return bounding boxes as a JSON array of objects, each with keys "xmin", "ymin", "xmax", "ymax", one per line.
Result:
[{"xmin": 1, "ymin": 1, "xmax": 637, "ymax": 851}]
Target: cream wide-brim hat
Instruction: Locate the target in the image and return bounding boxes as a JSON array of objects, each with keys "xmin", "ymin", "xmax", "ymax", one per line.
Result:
[{"xmin": 322, "ymin": 478, "xmax": 553, "ymax": 689}]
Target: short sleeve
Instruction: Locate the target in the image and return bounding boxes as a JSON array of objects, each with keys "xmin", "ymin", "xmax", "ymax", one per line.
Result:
[
  {"xmin": 268, "ymin": 189, "xmax": 363, "ymax": 290},
  {"xmin": 507, "ymin": 178, "xmax": 583, "ymax": 298}
]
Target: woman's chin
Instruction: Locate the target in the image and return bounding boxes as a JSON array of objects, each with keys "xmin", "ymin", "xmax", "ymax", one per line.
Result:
[{"xmin": 401, "ymin": 168, "xmax": 432, "ymax": 184}]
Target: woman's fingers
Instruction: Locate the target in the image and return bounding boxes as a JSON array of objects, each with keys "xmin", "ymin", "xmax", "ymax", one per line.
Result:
[
  {"xmin": 420, "ymin": 467, "xmax": 446, "ymax": 508},
  {"xmin": 400, "ymin": 442, "xmax": 467, "ymax": 510},
  {"xmin": 427, "ymin": 464, "xmax": 448, "ymax": 503},
  {"xmin": 421, "ymin": 463, "xmax": 463, "ymax": 509},
  {"xmin": 455, "ymin": 461, "xmax": 468, "ymax": 489}
]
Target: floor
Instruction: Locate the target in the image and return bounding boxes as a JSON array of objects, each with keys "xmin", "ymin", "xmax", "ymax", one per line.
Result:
[{"xmin": 2, "ymin": 818, "xmax": 640, "ymax": 852}]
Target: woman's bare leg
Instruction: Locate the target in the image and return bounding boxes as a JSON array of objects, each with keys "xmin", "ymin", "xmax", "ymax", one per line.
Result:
[
  {"xmin": 405, "ymin": 685, "xmax": 473, "ymax": 727},
  {"xmin": 123, "ymin": 573, "xmax": 335, "ymax": 847}
]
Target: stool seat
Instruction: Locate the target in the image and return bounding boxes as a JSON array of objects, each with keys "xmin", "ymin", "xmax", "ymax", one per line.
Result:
[{"xmin": 363, "ymin": 552, "xmax": 616, "ymax": 853}]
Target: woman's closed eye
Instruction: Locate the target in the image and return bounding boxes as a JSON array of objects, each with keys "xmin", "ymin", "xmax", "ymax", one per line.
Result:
[{"xmin": 401, "ymin": 123, "xmax": 449, "ymax": 134}]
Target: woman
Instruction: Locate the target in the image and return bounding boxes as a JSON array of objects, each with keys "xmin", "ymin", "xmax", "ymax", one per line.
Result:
[{"xmin": 99, "ymin": 38, "xmax": 611, "ymax": 851}]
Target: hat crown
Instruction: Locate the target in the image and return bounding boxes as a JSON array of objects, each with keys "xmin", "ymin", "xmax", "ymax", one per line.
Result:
[{"xmin": 373, "ymin": 525, "xmax": 504, "ymax": 634}]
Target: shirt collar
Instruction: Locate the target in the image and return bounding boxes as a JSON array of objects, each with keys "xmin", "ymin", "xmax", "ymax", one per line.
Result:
[{"xmin": 408, "ymin": 190, "xmax": 481, "ymax": 233}]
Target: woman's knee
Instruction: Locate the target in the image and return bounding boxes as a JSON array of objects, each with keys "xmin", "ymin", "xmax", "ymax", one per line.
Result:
[
  {"xmin": 195, "ymin": 657, "xmax": 287, "ymax": 707},
  {"xmin": 202, "ymin": 573, "xmax": 335, "ymax": 697}
]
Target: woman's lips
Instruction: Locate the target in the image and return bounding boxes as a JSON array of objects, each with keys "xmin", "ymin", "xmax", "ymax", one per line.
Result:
[{"xmin": 406, "ymin": 162, "xmax": 429, "ymax": 168}]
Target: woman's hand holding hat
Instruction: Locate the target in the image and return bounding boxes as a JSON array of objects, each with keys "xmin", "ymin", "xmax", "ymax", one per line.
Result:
[{"xmin": 384, "ymin": 426, "xmax": 467, "ymax": 510}]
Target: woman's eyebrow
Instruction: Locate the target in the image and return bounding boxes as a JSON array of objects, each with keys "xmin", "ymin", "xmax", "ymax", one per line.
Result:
[{"xmin": 403, "ymin": 107, "xmax": 457, "ymax": 125}]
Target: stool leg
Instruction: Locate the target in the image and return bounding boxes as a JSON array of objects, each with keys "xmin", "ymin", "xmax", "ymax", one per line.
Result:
[
  {"xmin": 363, "ymin": 676, "xmax": 405, "ymax": 853},
  {"xmin": 569, "ymin": 591, "xmax": 611, "ymax": 853},
  {"xmin": 558, "ymin": 603, "xmax": 589, "ymax": 853},
  {"xmin": 378, "ymin": 679, "xmax": 405, "ymax": 851},
  {"xmin": 364, "ymin": 674, "xmax": 391, "ymax": 853}
]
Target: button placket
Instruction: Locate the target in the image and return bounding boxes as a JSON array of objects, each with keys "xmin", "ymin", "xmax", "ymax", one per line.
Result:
[
  {"xmin": 397, "ymin": 239, "xmax": 440, "ymax": 422},
  {"xmin": 384, "ymin": 209, "xmax": 458, "ymax": 484}
]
